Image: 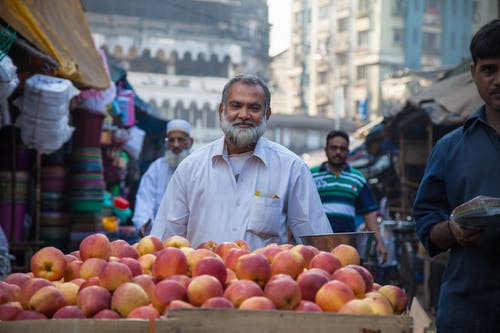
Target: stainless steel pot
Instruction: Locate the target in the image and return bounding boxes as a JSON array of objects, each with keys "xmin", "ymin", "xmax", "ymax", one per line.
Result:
[{"xmin": 300, "ymin": 231, "xmax": 375, "ymax": 261}]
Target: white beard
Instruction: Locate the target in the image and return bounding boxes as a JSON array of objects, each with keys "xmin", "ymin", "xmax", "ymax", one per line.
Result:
[
  {"xmin": 165, "ymin": 149, "xmax": 190, "ymax": 168},
  {"xmin": 220, "ymin": 111, "xmax": 267, "ymax": 149}
]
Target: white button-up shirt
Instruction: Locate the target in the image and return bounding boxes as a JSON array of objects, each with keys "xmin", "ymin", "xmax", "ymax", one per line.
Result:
[
  {"xmin": 151, "ymin": 136, "xmax": 332, "ymax": 250},
  {"xmin": 132, "ymin": 157, "xmax": 174, "ymax": 230}
]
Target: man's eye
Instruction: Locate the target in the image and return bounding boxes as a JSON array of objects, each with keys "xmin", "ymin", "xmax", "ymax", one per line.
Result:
[{"xmin": 481, "ymin": 65, "xmax": 497, "ymax": 74}]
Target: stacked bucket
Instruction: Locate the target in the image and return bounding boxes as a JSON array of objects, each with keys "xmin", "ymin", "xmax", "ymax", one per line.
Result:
[
  {"xmin": 0, "ymin": 145, "xmax": 34, "ymax": 243},
  {"xmin": 40, "ymin": 147, "xmax": 70, "ymax": 252},
  {"xmin": 68, "ymin": 108, "xmax": 106, "ymax": 251}
]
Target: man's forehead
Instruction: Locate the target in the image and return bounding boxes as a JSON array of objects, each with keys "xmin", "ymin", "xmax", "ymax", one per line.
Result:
[
  {"xmin": 328, "ymin": 136, "xmax": 348, "ymax": 146},
  {"xmin": 167, "ymin": 130, "xmax": 189, "ymax": 137},
  {"xmin": 227, "ymin": 83, "xmax": 265, "ymax": 101}
]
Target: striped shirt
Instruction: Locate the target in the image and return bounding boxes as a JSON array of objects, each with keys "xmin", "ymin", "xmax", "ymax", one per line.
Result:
[{"xmin": 311, "ymin": 162, "xmax": 378, "ymax": 232}]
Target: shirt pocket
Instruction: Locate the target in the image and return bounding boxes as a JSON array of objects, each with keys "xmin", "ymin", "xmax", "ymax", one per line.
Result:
[{"xmin": 247, "ymin": 195, "xmax": 281, "ymax": 239}]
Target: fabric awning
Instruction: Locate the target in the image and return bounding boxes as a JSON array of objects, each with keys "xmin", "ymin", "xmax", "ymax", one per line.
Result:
[
  {"xmin": 408, "ymin": 71, "xmax": 482, "ymax": 126},
  {"xmin": 0, "ymin": 0, "xmax": 109, "ymax": 89}
]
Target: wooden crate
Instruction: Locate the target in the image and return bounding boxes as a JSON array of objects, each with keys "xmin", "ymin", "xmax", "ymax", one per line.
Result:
[
  {"xmin": 160, "ymin": 309, "xmax": 413, "ymax": 333},
  {"xmin": 0, "ymin": 309, "xmax": 413, "ymax": 333}
]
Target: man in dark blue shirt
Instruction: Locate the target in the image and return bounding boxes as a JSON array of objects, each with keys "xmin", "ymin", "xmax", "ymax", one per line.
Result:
[{"xmin": 413, "ymin": 19, "xmax": 500, "ymax": 333}]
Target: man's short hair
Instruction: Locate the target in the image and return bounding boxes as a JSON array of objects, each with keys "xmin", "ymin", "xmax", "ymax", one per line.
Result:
[
  {"xmin": 470, "ymin": 19, "xmax": 500, "ymax": 64},
  {"xmin": 326, "ymin": 130, "xmax": 350, "ymax": 146},
  {"xmin": 221, "ymin": 74, "xmax": 271, "ymax": 113}
]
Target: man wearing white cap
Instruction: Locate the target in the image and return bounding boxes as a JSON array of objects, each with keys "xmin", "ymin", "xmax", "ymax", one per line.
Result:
[{"xmin": 132, "ymin": 119, "xmax": 193, "ymax": 237}]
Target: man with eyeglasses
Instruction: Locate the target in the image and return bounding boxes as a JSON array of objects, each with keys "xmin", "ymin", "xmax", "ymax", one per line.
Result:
[
  {"xmin": 132, "ymin": 119, "xmax": 193, "ymax": 237},
  {"xmin": 311, "ymin": 130, "xmax": 386, "ymax": 262}
]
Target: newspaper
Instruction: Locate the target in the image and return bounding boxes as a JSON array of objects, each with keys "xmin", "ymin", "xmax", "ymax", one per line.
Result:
[{"xmin": 450, "ymin": 196, "xmax": 500, "ymax": 229}]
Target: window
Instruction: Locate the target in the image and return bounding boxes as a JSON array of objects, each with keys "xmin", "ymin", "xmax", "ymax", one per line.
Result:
[
  {"xmin": 337, "ymin": 17, "xmax": 348, "ymax": 32},
  {"xmin": 294, "ymin": 11, "xmax": 303, "ymax": 24},
  {"xmin": 318, "ymin": 71, "xmax": 328, "ymax": 85},
  {"xmin": 357, "ymin": 65, "xmax": 367, "ymax": 80},
  {"xmin": 317, "ymin": 103, "xmax": 328, "ymax": 116},
  {"xmin": 358, "ymin": 0, "xmax": 369, "ymax": 15},
  {"xmin": 424, "ymin": 0, "xmax": 440, "ymax": 14},
  {"xmin": 319, "ymin": 4, "xmax": 330, "ymax": 20},
  {"xmin": 336, "ymin": 54, "xmax": 347, "ymax": 66},
  {"xmin": 393, "ymin": 28, "xmax": 404, "ymax": 46},
  {"xmin": 358, "ymin": 30, "xmax": 369, "ymax": 48},
  {"xmin": 422, "ymin": 32, "xmax": 440, "ymax": 54},
  {"xmin": 393, "ymin": 0, "xmax": 406, "ymax": 16}
]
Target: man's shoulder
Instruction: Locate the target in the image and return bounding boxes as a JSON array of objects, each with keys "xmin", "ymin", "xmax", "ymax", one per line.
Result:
[
  {"xmin": 146, "ymin": 157, "xmax": 168, "ymax": 171},
  {"xmin": 345, "ymin": 165, "xmax": 365, "ymax": 178},
  {"xmin": 310, "ymin": 164, "xmax": 326, "ymax": 173},
  {"xmin": 262, "ymin": 138, "xmax": 304, "ymax": 162}
]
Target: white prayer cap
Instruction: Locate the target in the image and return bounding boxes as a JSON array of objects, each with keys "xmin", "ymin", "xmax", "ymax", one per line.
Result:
[{"xmin": 166, "ymin": 119, "xmax": 191, "ymax": 135}]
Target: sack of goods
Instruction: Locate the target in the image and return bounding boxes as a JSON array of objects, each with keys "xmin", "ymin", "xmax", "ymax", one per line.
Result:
[
  {"xmin": 0, "ymin": 52, "xmax": 19, "ymax": 127},
  {"xmin": 14, "ymin": 74, "xmax": 80, "ymax": 154}
]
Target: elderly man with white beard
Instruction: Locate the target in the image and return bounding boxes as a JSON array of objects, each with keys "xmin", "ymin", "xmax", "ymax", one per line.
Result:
[
  {"xmin": 132, "ymin": 119, "xmax": 193, "ymax": 237},
  {"xmin": 151, "ymin": 74, "xmax": 332, "ymax": 249}
]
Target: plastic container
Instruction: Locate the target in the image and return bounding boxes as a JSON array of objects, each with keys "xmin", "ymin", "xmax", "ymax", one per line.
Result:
[
  {"xmin": 113, "ymin": 197, "xmax": 130, "ymax": 209},
  {"xmin": 0, "ymin": 201, "xmax": 27, "ymax": 242},
  {"xmin": 0, "ymin": 145, "xmax": 35, "ymax": 171},
  {"xmin": 71, "ymin": 108, "xmax": 106, "ymax": 147}
]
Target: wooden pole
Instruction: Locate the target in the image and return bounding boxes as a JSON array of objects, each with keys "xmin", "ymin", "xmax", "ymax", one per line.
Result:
[
  {"xmin": 35, "ymin": 152, "xmax": 41, "ymax": 245},
  {"xmin": 10, "ymin": 125, "xmax": 16, "ymax": 242}
]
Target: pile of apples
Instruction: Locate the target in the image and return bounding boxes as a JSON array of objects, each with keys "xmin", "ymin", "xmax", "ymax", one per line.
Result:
[{"xmin": 0, "ymin": 233, "xmax": 408, "ymax": 320}]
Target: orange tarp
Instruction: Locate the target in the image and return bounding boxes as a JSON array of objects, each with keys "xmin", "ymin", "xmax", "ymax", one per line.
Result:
[{"xmin": 0, "ymin": 0, "xmax": 109, "ymax": 89}]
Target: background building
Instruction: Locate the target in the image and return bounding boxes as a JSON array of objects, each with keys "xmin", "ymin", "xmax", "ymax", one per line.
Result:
[
  {"xmin": 279, "ymin": 0, "xmax": 499, "ymax": 124},
  {"xmin": 82, "ymin": 0, "xmax": 270, "ymax": 148}
]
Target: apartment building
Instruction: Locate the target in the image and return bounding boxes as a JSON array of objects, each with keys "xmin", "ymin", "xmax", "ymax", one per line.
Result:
[{"xmin": 285, "ymin": 0, "xmax": 499, "ymax": 122}]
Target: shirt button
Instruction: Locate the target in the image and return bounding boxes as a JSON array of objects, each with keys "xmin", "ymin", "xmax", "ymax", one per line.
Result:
[
  {"xmin": 232, "ymin": 227, "xmax": 238, "ymax": 232},
  {"xmin": 236, "ymin": 200, "xmax": 240, "ymax": 206}
]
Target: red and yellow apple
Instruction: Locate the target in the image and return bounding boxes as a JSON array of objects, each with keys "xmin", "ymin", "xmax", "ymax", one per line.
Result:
[
  {"xmin": 111, "ymin": 282, "xmax": 150, "ymax": 317},
  {"xmin": 264, "ymin": 274, "xmax": 301, "ymax": 310},
  {"xmin": 223, "ymin": 279, "xmax": 264, "ymax": 307},
  {"xmin": 77, "ymin": 285, "xmax": 111, "ymax": 317},
  {"xmin": 152, "ymin": 247, "xmax": 188, "ymax": 280},
  {"xmin": 310, "ymin": 251, "xmax": 342, "ymax": 275},
  {"xmin": 28, "ymin": 285, "xmax": 66, "ymax": 317},
  {"xmin": 164, "ymin": 235, "xmax": 191, "ymax": 249},
  {"xmin": 234, "ymin": 253, "xmax": 272, "ymax": 288},
  {"xmin": 79, "ymin": 233, "xmax": 111, "ymax": 261},
  {"xmin": 30, "ymin": 246, "xmax": 67, "ymax": 281},
  {"xmin": 151, "ymin": 279, "xmax": 187, "ymax": 312},
  {"xmin": 331, "ymin": 244, "xmax": 360, "ymax": 266},
  {"xmin": 270, "ymin": 250, "xmax": 305, "ymax": 280},
  {"xmin": 186, "ymin": 274, "xmax": 224, "ymax": 306},
  {"xmin": 315, "ymin": 280, "xmax": 356, "ymax": 312}
]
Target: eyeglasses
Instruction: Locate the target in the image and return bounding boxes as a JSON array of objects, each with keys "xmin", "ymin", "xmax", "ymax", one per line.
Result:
[{"xmin": 166, "ymin": 137, "xmax": 188, "ymax": 144}]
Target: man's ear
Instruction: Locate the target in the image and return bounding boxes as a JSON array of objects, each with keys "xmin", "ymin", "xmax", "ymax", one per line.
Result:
[
  {"xmin": 218, "ymin": 103, "xmax": 223, "ymax": 121},
  {"xmin": 188, "ymin": 137, "xmax": 194, "ymax": 148},
  {"xmin": 265, "ymin": 107, "xmax": 272, "ymax": 121}
]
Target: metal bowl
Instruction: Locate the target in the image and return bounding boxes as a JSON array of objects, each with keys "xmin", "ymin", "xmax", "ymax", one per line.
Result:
[{"xmin": 301, "ymin": 231, "xmax": 375, "ymax": 260}]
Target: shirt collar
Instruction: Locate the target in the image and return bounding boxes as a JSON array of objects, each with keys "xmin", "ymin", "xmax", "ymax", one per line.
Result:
[
  {"xmin": 463, "ymin": 105, "xmax": 487, "ymax": 132},
  {"xmin": 319, "ymin": 161, "xmax": 351, "ymax": 173},
  {"xmin": 210, "ymin": 136, "xmax": 267, "ymax": 167}
]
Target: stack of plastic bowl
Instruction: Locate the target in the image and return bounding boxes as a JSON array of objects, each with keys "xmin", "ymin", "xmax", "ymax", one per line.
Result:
[
  {"xmin": 0, "ymin": 144, "xmax": 34, "ymax": 243},
  {"xmin": 69, "ymin": 147, "xmax": 105, "ymax": 213},
  {"xmin": 39, "ymin": 145, "xmax": 71, "ymax": 251},
  {"xmin": 0, "ymin": 171, "xmax": 29, "ymax": 242}
]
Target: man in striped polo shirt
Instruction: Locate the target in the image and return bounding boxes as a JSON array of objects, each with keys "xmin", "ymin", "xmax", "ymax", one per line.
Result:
[{"xmin": 311, "ymin": 130, "xmax": 387, "ymax": 262}]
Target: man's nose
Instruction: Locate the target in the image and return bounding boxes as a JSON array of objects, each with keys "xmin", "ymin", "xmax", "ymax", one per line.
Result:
[{"xmin": 238, "ymin": 107, "xmax": 251, "ymax": 119}]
